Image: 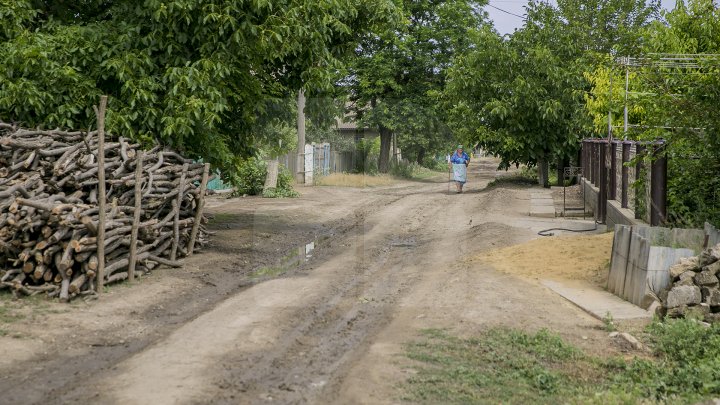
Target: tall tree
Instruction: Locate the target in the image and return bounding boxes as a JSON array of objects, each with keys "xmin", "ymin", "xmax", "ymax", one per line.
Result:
[
  {"xmin": 445, "ymin": 0, "xmax": 658, "ymax": 185},
  {"xmin": 345, "ymin": 0, "xmax": 487, "ymax": 172}
]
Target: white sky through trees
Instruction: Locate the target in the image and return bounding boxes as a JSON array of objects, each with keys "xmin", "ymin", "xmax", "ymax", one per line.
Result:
[{"xmin": 486, "ymin": 0, "xmax": 678, "ymax": 35}]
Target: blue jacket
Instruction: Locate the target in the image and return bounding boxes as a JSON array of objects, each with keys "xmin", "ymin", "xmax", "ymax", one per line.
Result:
[{"xmin": 450, "ymin": 151, "xmax": 470, "ymax": 165}]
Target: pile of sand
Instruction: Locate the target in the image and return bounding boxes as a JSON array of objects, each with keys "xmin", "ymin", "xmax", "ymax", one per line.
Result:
[{"xmin": 473, "ymin": 232, "xmax": 614, "ymax": 286}]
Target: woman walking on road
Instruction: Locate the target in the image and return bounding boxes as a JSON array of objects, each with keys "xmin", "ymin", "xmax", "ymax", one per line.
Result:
[{"xmin": 449, "ymin": 145, "xmax": 470, "ymax": 193}]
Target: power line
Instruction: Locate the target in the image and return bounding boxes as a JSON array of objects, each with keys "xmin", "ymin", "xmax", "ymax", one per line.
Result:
[{"xmin": 486, "ymin": 3, "xmax": 527, "ymax": 19}]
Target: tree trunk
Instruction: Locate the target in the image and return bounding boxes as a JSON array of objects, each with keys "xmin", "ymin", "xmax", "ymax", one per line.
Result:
[
  {"xmin": 378, "ymin": 125, "xmax": 392, "ymax": 173},
  {"xmin": 264, "ymin": 159, "xmax": 279, "ymax": 190},
  {"xmin": 296, "ymin": 89, "xmax": 306, "ymax": 184},
  {"xmin": 538, "ymin": 157, "xmax": 549, "ymax": 188},
  {"xmin": 416, "ymin": 147, "xmax": 426, "ymax": 166},
  {"xmin": 392, "ymin": 133, "xmax": 398, "ymax": 165},
  {"xmin": 556, "ymin": 156, "xmax": 565, "ymax": 187}
]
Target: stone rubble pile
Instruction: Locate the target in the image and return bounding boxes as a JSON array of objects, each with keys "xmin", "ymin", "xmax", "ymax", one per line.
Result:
[{"xmin": 657, "ymin": 243, "xmax": 720, "ymax": 323}]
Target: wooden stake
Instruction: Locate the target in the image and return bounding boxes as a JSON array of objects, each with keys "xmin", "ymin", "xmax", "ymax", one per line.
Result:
[
  {"xmin": 170, "ymin": 163, "xmax": 188, "ymax": 261},
  {"xmin": 187, "ymin": 163, "xmax": 210, "ymax": 256},
  {"xmin": 128, "ymin": 150, "xmax": 143, "ymax": 282},
  {"xmin": 95, "ymin": 95, "xmax": 108, "ymax": 293}
]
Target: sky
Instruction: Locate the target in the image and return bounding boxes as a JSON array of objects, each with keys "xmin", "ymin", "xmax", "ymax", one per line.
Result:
[{"xmin": 486, "ymin": 0, "xmax": 678, "ymax": 35}]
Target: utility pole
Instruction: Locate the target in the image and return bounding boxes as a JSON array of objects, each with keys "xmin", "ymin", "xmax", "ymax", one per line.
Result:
[
  {"xmin": 608, "ymin": 71, "xmax": 613, "ymax": 141},
  {"xmin": 296, "ymin": 89, "xmax": 306, "ymax": 185},
  {"xmin": 624, "ymin": 66, "xmax": 629, "ymax": 136}
]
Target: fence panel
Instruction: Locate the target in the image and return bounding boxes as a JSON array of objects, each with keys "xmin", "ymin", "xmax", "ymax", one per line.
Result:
[{"xmin": 581, "ymin": 139, "xmax": 664, "ymax": 225}]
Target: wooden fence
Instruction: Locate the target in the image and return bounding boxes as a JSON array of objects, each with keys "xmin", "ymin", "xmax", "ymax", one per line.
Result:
[{"xmin": 278, "ymin": 144, "xmax": 355, "ymax": 184}]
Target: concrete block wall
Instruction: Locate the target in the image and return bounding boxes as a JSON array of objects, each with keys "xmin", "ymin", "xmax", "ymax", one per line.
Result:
[
  {"xmin": 581, "ymin": 178, "xmax": 646, "ymax": 229},
  {"xmin": 608, "ymin": 224, "xmax": 707, "ymax": 308}
]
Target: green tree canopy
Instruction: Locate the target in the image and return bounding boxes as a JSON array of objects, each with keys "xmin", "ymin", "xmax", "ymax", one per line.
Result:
[
  {"xmin": 345, "ymin": 0, "xmax": 487, "ymax": 171},
  {"xmin": 445, "ymin": 0, "xmax": 658, "ymax": 183},
  {"xmin": 0, "ymin": 0, "xmax": 400, "ymax": 183}
]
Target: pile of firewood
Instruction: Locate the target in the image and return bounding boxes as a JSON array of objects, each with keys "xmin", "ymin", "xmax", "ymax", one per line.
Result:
[{"xmin": 0, "ymin": 121, "xmax": 211, "ymax": 301}]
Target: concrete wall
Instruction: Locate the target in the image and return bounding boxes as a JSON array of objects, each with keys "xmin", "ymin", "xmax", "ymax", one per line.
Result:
[
  {"xmin": 608, "ymin": 224, "xmax": 706, "ymax": 308},
  {"xmin": 607, "ymin": 200, "xmax": 645, "ymax": 229},
  {"xmin": 582, "ymin": 178, "xmax": 599, "ymax": 216},
  {"xmin": 581, "ymin": 177, "xmax": 648, "ymax": 230}
]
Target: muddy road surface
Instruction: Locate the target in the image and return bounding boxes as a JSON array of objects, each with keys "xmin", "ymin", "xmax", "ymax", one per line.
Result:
[{"xmin": 0, "ymin": 158, "xmax": 612, "ymax": 404}]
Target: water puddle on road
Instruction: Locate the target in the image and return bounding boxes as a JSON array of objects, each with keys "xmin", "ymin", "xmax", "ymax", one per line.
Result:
[{"xmin": 251, "ymin": 240, "xmax": 317, "ymax": 279}]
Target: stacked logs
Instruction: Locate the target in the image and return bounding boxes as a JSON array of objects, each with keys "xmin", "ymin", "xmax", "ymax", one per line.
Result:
[{"xmin": 0, "ymin": 121, "xmax": 211, "ymax": 301}]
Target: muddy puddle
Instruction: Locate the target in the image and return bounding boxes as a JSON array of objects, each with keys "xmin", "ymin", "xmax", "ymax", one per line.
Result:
[{"xmin": 251, "ymin": 239, "xmax": 318, "ymax": 278}]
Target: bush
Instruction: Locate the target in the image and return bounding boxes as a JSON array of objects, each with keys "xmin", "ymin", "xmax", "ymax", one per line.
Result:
[
  {"xmin": 389, "ymin": 160, "xmax": 414, "ymax": 178},
  {"xmin": 614, "ymin": 319, "xmax": 720, "ymax": 402},
  {"xmin": 354, "ymin": 137, "xmax": 380, "ymax": 174},
  {"xmin": 262, "ymin": 167, "xmax": 298, "ymax": 198},
  {"xmin": 232, "ymin": 157, "xmax": 298, "ymax": 198},
  {"xmin": 422, "ymin": 157, "xmax": 448, "ymax": 172},
  {"xmin": 233, "ymin": 157, "xmax": 266, "ymax": 195}
]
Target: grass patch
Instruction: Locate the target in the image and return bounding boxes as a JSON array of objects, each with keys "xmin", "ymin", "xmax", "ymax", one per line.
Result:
[
  {"xmin": 315, "ymin": 173, "xmax": 396, "ymax": 187},
  {"xmin": 485, "ymin": 169, "xmax": 538, "ymax": 189},
  {"xmin": 0, "ymin": 302, "xmax": 25, "ymax": 324},
  {"xmin": 403, "ymin": 320, "xmax": 720, "ymax": 404},
  {"xmin": 409, "ymin": 165, "xmax": 445, "ymax": 180},
  {"xmin": 404, "ymin": 328, "xmax": 604, "ymax": 404}
]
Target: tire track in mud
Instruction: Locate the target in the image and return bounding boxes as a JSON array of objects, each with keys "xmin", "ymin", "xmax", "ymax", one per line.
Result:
[
  {"xmin": 200, "ymin": 192, "xmax": 450, "ymax": 404},
  {"xmin": 0, "ymin": 190, "xmax": 393, "ymax": 405},
  {"xmin": 1, "ymin": 161, "xmax": 511, "ymax": 405},
  {"xmin": 39, "ymin": 188, "xmax": 435, "ymax": 405},
  {"xmin": 206, "ymin": 173, "xmax": 501, "ymax": 404}
]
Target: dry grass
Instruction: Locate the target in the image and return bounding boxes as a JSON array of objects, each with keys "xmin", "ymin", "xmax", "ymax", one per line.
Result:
[{"xmin": 315, "ymin": 173, "xmax": 396, "ymax": 187}]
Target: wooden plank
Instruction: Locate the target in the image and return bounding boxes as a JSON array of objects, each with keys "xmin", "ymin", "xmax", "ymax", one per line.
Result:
[
  {"xmin": 187, "ymin": 163, "xmax": 209, "ymax": 256},
  {"xmin": 95, "ymin": 95, "xmax": 108, "ymax": 293},
  {"xmin": 128, "ymin": 150, "xmax": 143, "ymax": 282},
  {"xmin": 170, "ymin": 163, "xmax": 188, "ymax": 261}
]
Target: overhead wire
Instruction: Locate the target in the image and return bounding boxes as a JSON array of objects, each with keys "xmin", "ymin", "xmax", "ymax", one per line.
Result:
[{"xmin": 486, "ymin": 3, "xmax": 527, "ymax": 19}]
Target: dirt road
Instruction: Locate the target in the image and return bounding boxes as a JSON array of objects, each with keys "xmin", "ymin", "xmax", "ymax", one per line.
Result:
[{"xmin": 0, "ymin": 158, "xmax": 614, "ymax": 404}]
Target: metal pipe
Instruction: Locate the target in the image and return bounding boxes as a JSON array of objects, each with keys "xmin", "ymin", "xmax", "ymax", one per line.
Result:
[
  {"xmin": 609, "ymin": 141, "xmax": 617, "ymax": 201},
  {"xmin": 621, "ymin": 142, "xmax": 630, "ymax": 208},
  {"xmin": 624, "ymin": 67, "xmax": 629, "ymax": 135},
  {"xmin": 650, "ymin": 142, "xmax": 667, "ymax": 226}
]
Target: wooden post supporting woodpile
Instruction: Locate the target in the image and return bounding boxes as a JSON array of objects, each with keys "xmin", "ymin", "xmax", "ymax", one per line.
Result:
[{"xmin": 0, "ymin": 113, "xmax": 212, "ymax": 301}]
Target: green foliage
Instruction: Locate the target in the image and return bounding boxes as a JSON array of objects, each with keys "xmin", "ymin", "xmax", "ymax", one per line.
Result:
[
  {"xmin": 0, "ymin": 0, "xmax": 400, "ymax": 185},
  {"xmin": 611, "ymin": 319, "xmax": 720, "ymax": 402},
  {"xmin": 389, "ymin": 161, "xmax": 414, "ymax": 179},
  {"xmin": 262, "ymin": 167, "xmax": 299, "ymax": 198},
  {"xmin": 403, "ymin": 321, "xmax": 720, "ymax": 404},
  {"xmin": 603, "ymin": 312, "xmax": 617, "ymax": 332},
  {"xmin": 485, "ymin": 167, "xmax": 538, "ymax": 189},
  {"xmin": 421, "ymin": 157, "xmax": 448, "ymax": 172},
  {"xmin": 445, "ymin": 0, "xmax": 657, "ymax": 171},
  {"xmin": 233, "ymin": 157, "xmax": 267, "ymax": 196},
  {"xmin": 354, "ymin": 137, "xmax": 381, "ymax": 174},
  {"xmin": 584, "ymin": 0, "xmax": 720, "ymax": 227}
]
